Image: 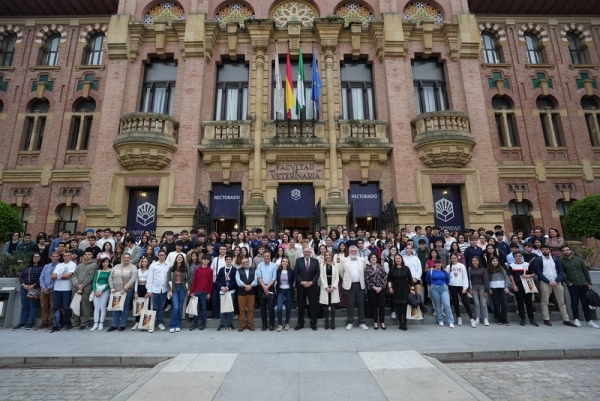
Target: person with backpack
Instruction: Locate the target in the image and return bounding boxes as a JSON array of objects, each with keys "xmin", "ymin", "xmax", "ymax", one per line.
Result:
[
  {"xmin": 14, "ymin": 253, "xmax": 44, "ymax": 330},
  {"xmin": 426, "ymin": 258, "xmax": 454, "ymax": 328}
]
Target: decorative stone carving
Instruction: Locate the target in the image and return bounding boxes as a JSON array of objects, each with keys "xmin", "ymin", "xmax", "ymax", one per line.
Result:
[
  {"xmin": 216, "ymin": 4, "xmax": 255, "ymax": 29},
  {"xmin": 270, "ymin": 1, "xmax": 319, "ymax": 28},
  {"xmin": 335, "ymin": 3, "xmax": 373, "ymax": 29},
  {"xmin": 411, "ymin": 111, "xmax": 476, "ymax": 168},
  {"xmin": 144, "ymin": 2, "xmax": 185, "ymax": 25},
  {"xmin": 403, "ymin": 2, "xmax": 443, "ymax": 25}
]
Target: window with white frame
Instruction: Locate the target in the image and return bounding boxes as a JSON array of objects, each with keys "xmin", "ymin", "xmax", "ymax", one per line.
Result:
[
  {"xmin": 22, "ymin": 99, "xmax": 49, "ymax": 151},
  {"xmin": 566, "ymin": 32, "xmax": 587, "ymax": 65},
  {"xmin": 40, "ymin": 34, "xmax": 60, "ymax": 66},
  {"xmin": 215, "ymin": 62, "xmax": 248, "ymax": 121},
  {"xmin": 525, "ymin": 33, "xmax": 543, "ymax": 64},
  {"xmin": 0, "ymin": 34, "xmax": 17, "ymax": 66},
  {"xmin": 492, "ymin": 96, "xmax": 518, "ymax": 147}
]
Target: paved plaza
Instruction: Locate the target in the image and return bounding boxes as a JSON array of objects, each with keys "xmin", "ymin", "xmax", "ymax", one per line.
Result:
[{"xmin": 0, "ymin": 322, "xmax": 599, "ymax": 400}]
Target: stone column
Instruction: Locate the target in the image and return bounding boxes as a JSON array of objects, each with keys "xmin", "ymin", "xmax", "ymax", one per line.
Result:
[
  {"xmin": 243, "ymin": 21, "xmax": 272, "ymax": 231},
  {"xmin": 315, "ymin": 21, "xmax": 348, "ymax": 229}
]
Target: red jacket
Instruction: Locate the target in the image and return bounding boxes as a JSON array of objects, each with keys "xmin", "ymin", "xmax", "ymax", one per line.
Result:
[{"xmin": 190, "ymin": 265, "xmax": 213, "ymax": 294}]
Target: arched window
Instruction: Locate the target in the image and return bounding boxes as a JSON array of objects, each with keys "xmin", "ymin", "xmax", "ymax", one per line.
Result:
[
  {"xmin": 525, "ymin": 33, "xmax": 543, "ymax": 64},
  {"xmin": 40, "ymin": 34, "xmax": 60, "ymax": 66},
  {"xmin": 582, "ymin": 96, "xmax": 600, "ymax": 146},
  {"xmin": 12, "ymin": 204, "xmax": 31, "ymax": 234},
  {"xmin": 537, "ymin": 97, "xmax": 563, "ymax": 147},
  {"xmin": 69, "ymin": 99, "xmax": 96, "ymax": 150},
  {"xmin": 56, "ymin": 204, "xmax": 80, "ymax": 234},
  {"xmin": 23, "ymin": 99, "xmax": 49, "ymax": 151},
  {"xmin": 566, "ymin": 32, "xmax": 586, "ymax": 65},
  {"xmin": 508, "ymin": 200, "xmax": 534, "ymax": 234},
  {"xmin": 0, "ymin": 34, "xmax": 17, "ymax": 66},
  {"xmin": 482, "ymin": 32, "xmax": 501, "ymax": 64},
  {"xmin": 492, "ymin": 96, "xmax": 518, "ymax": 147},
  {"xmin": 556, "ymin": 199, "xmax": 578, "ymax": 241},
  {"xmin": 85, "ymin": 33, "xmax": 105, "ymax": 65}
]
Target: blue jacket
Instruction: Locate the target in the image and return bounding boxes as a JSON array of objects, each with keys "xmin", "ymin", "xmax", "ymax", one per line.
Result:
[
  {"xmin": 531, "ymin": 255, "xmax": 565, "ymax": 284},
  {"xmin": 215, "ymin": 266, "xmax": 237, "ymax": 292},
  {"xmin": 3, "ymin": 241, "xmax": 23, "ymax": 255},
  {"xmin": 463, "ymin": 246, "xmax": 483, "ymax": 268}
]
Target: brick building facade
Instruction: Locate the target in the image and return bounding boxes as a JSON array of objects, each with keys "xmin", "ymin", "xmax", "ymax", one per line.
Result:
[{"xmin": 0, "ymin": 0, "xmax": 599, "ymax": 239}]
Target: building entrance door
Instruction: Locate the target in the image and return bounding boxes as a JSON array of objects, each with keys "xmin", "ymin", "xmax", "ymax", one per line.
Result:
[
  {"xmin": 277, "ymin": 184, "xmax": 314, "ymax": 231},
  {"xmin": 127, "ymin": 188, "xmax": 159, "ymax": 241},
  {"xmin": 432, "ymin": 186, "xmax": 465, "ymax": 233}
]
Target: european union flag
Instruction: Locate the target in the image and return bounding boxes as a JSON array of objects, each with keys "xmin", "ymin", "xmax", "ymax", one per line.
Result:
[{"xmin": 311, "ymin": 51, "xmax": 322, "ymax": 114}]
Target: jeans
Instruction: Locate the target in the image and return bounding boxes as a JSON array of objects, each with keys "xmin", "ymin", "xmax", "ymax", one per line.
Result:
[
  {"xmin": 220, "ymin": 312, "xmax": 233, "ymax": 326},
  {"xmin": 53, "ymin": 290, "xmax": 72, "ymax": 325},
  {"xmin": 277, "ymin": 288, "xmax": 293, "ymax": 325},
  {"xmin": 490, "ymin": 287, "xmax": 508, "ymax": 323},
  {"xmin": 430, "ymin": 285, "xmax": 454, "ymax": 324},
  {"xmin": 193, "ymin": 292, "xmax": 208, "ymax": 326},
  {"xmin": 169, "ymin": 284, "xmax": 186, "ymax": 329},
  {"xmin": 19, "ymin": 287, "xmax": 38, "ymax": 327},
  {"xmin": 151, "ymin": 291, "xmax": 167, "ymax": 325},
  {"xmin": 259, "ymin": 286, "xmax": 276, "ymax": 328},
  {"xmin": 471, "ymin": 286, "xmax": 489, "ymax": 320},
  {"xmin": 111, "ymin": 290, "xmax": 133, "ymax": 328},
  {"xmin": 567, "ymin": 285, "xmax": 591, "ymax": 322}
]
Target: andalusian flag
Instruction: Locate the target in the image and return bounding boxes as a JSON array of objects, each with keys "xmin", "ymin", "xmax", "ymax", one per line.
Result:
[
  {"xmin": 285, "ymin": 51, "xmax": 295, "ymax": 118},
  {"xmin": 296, "ymin": 47, "xmax": 306, "ymax": 114}
]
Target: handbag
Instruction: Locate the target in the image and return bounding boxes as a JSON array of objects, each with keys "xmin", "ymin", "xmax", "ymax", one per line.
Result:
[
  {"xmin": 90, "ymin": 272, "xmax": 106, "ymax": 301},
  {"xmin": 25, "ymin": 268, "xmax": 40, "ymax": 299},
  {"xmin": 70, "ymin": 292, "xmax": 83, "ymax": 316},
  {"xmin": 586, "ymin": 289, "xmax": 600, "ymax": 307},
  {"xmin": 186, "ymin": 296, "xmax": 199, "ymax": 316},
  {"xmin": 406, "ymin": 304, "xmax": 424, "ymax": 320}
]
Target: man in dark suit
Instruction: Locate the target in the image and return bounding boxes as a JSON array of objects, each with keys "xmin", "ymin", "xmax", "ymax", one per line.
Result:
[{"xmin": 294, "ymin": 247, "xmax": 320, "ymax": 330}]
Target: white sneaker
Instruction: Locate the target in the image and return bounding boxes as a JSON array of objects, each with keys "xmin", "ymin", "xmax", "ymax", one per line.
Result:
[
  {"xmin": 346, "ymin": 324, "xmax": 353, "ymax": 330},
  {"xmin": 391, "ymin": 312, "xmax": 397, "ymax": 319},
  {"xmin": 90, "ymin": 323, "xmax": 99, "ymax": 331},
  {"xmin": 587, "ymin": 321, "xmax": 599, "ymax": 329},
  {"xmin": 573, "ymin": 319, "xmax": 581, "ymax": 327},
  {"xmin": 175, "ymin": 327, "xmax": 181, "ymax": 332},
  {"xmin": 471, "ymin": 319, "xmax": 477, "ymax": 328},
  {"xmin": 158, "ymin": 323, "xmax": 166, "ymax": 331},
  {"xmin": 449, "ymin": 323, "xmax": 455, "ymax": 328},
  {"xmin": 475, "ymin": 318, "xmax": 480, "ymax": 325},
  {"xmin": 484, "ymin": 319, "xmax": 489, "ymax": 326},
  {"xmin": 233, "ymin": 315, "xmax": 239, "ymax": 320},
  {"xmin": 359, "ymin": 324, "xmax": 369, "ymax": 331},
  {"xmin": 439, "ymin": 322, "xmax": 444, "ymax": 327},
  {"xmin": 131, "ymin": 323, "xmax": 138, "ymax": 331},
  {"xmin": 277, "ymin": 325, "xmax": 282, "ymax": 332},
  {"xmin": 457, "ymin": 317, "xmax": 462, "ymax": 326},
  {"xmin": 169, "ymin": 328, "xmax": 175, "ymax": 333},
  {"xmin": 164, "ymin": 305, "xmax": 172, "ymax": 312},
  {"xmin": 284, "ymin": 324, "xmax": 289, "ymax": 331},
  {"xmin": 149, "ymin": 329, "xmax": 154, "ymax": 333},
  {"xmin": 98, "ymin": 323, "xmax": 104, "ymax": 331}
]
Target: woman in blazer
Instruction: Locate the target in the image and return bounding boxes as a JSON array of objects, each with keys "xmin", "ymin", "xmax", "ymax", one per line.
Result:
[{"xmin": 319, "ymin": 251, "xmax": 340, "ymax": 330}]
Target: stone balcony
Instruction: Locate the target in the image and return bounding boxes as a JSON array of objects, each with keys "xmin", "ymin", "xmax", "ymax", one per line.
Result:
[
  {"xmin": 411, "ymin": 110, "xmax": 475, "ymax": 168},
  {"xmin": 338, "ymin": 120, "xmax": 390, "ymax": 148},
  {"xmin": 113, "ymin": 112, "xmax": 178, "ymax": 170},
  {"xmin": 263, "ymin": 119, "xmax": 328, "ymax": 147},
  {"xmin": 199, "ymin": 120, "xmax": 253, "ymax": 149}
]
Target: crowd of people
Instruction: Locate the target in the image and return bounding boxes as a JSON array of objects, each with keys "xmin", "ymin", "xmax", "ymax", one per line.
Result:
[{"xmin": 7, "ymin": 223, "xmax": 599, "ymax": 333}]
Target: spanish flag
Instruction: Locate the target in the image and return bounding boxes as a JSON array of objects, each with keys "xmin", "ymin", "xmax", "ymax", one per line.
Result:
[{"xmin": 285, "ymin": 50, "xmax": 295, "ymax": 119}]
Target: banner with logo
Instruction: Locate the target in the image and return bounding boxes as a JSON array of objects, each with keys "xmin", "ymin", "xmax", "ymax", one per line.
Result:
[
  {"xmin": 127, "ymin": 189, "xmax": 158, "ymax": 241},
  {"xmin": 211, "ymin": 184, "xmax": 242, "ymax": 219},
  {"xmin": 432, "ymin": 187, "xmax": 464, "ymax": 233},
  {"xmin": 278, "ymin": 184, "xmax": 314, "ymax": 218},
  {"xmin": 349, "ymin": 183, "xmax": 380, "ymax": 218}
]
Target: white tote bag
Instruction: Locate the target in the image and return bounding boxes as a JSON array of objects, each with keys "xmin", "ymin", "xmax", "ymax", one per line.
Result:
[
  {"xmin": 186, "ymin": 296, "xmax": 199, "ymax": 316},
  {"xmin": 220, "ymin": 292, "xmax": 234, "ymax": 313}
]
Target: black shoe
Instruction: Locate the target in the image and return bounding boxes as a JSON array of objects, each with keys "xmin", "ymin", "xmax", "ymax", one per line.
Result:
[
  {"xmin": 262, "ymin": 326, "xmax": 268, "ymax": 331},
  {"xmin": 199, "ymin": 325, "xmax": 205, "ymax": 331},
  {"xmin": 519, "ymin": 319, "xmax": 526, "ymax": 326},
  {"xmin": 12, "ymin": 323, "xmax": 25, "ymax": 331},
  {"xmin": 530, "ymin": 320, "xmax": 539, "ymax": 327},
  {"xmin": 227, "ymin": 325, "xmax": 235, "ymax": 330},
  {"xmin": 311, "ymin": 324, "xmax": 317, "ymax": 331},
  {"xmin": 217, "ymin": 325, "xmax": 225, "ymax": 331},
  {"xmin": 294, "ymin": 324, "xmax": 304, "ymax": 331},
  {"xmin": 66, "ymin": 325, "xmax": 75, "ymax": 331},
  {"xmin": 544, "ymin": 320, "xmax": 552, "ymax": 326},
  {"xmin": 79, "ymin": 325, "xmax": 87, "ymax": 331},
  {"xmin": 189, "ymin": 325, "xmax": 198, "ymax": 331},
  {"xmin": 107, "ymin": 326, "xmax": 117, "ymax": 332},
  {"xmin": 269, "ymin": 326, "xmax": 274, "ymax": 331},
  {"xmin": 118, "ymin": 327, "xmax": 126, "ymax": 332},
  {"xmin": 563, "ymin": 321, "xmax": 577, "ymax": 327}
]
